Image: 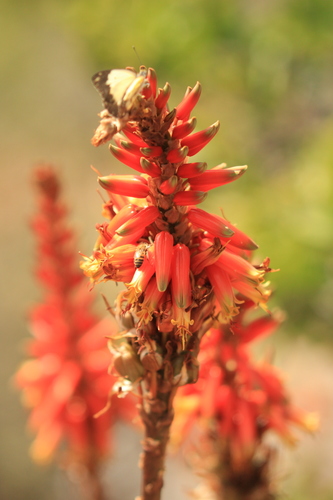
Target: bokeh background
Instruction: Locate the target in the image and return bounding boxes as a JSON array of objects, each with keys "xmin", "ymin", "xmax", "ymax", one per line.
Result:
[{"xmin": 1, "ymin": 0, "xmax": 333, "ymax": 498}]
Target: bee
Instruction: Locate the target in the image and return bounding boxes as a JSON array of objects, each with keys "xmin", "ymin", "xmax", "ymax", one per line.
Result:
[
  {"xmin": 134, "ymin": 242, "xmax": 151, "ymax": 269},
  {"xmin": 92, "ymin": 67, "xmax": 147, "ymax": 119}
]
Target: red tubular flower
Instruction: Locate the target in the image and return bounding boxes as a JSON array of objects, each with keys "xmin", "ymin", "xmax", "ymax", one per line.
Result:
[
  {"xmin": 155, "ymin": 82, "xmax": 171, "ymax": 110},
  {"xmin": 136, "ymin": 276, "xmax": 165, "ymax": 325},
  {"xmin": 100, "ymin": 204, "xmax": 140, "ymax": 243},
  {"xmin": 171, "ymin": 244, "xmax": 191, "ymax": 309},
  {"xmin": 154, "ymin": 231, "xmax": 174, "ymax": 292},
  {"xmin": 173, "ymin": 190, "xmax": 207, "ymax": 206},
  {"xmin": 159, "ymin": 175, "xmax": 178, "ymax": 195},
  {"xmin": 147, "ymin": 68, "xmax": 157, "ymax": 98},
  {"xmin": 189, "ymin": 164, "xmax": 248, "ymax": 191},
  {"xmin": 16, "ymin": 166, "xmax": 136, "ymax": 468},
  {"xmin": 176, "ymin": 82, "xmax": 202, "ymax": 120},
  {"xmin": 141, "ymin": 146, "xmax": 164, "ymax": 157},
  {"xmin": 166, "ymin": 145, "xmax": 189, "ymax": 163},
  {"xmin": 215, "ymin": 249, "xmax": 265, "ymax": 284},
  {"xmin": 187, "ymin": 207, "xmax": 234, "ymax": 237},
  {"xmin": 206, "ymin": 265, "xmax": 239, "ymax": 321},
  {"xmin": 218, "ymin": 216, "xmax": 258, "ymax": 250},
  {"xmin": 110, "ymin": 144, "xmax": 145, "ymax": 173},
  {"xmin": 171, "ymin": 117, "xmax": 197, "ymax": 139},
  {"xmin": 115, "ymin": 206, "xmax": 160, "ymax": 236},
  {"xmin": 122, "ymin": 124, "xmax": 148, "ymax": 146},
  {"xmin": 191, "ymin": 238, "xmax": 223, "ymax": 275},
  {"xmin": 98, "ymin": 174, "xmax": 149, "ymax": 198},
  {"xmin": 140, "ymin": 158, "xmax": 161, "ymax": 177},
  {"xmin": 181, "ymin": 121, "xmax": 220, "ymax": 156},
  {"xmin": 124, "ymin": 256, "xmax": 156, "ymax": 307},
  {"xmin": 177, "ymin": 161, "xmax": 207, "ymax": 178}
]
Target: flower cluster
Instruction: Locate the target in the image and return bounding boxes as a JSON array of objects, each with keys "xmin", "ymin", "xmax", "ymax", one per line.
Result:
[
  {"xmin": 16, "ymin": 166, "xmax": 135, "ymax": 465},
  {"xmin": 172, "ymin": 301, "xmax": 318, "ymax": 498},
  {"xmin": 81, "ymin": 67, "xmax": 272, "ymax": 394}
]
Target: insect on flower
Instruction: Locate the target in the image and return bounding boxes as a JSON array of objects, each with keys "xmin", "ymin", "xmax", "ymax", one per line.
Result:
[
  {"xmin": 92, "ymin": 67, "xmax": 147, "ymax": 118},
  {"xmin": 134, "ymin": 242, "xmax": 151, "ymax": 269}
]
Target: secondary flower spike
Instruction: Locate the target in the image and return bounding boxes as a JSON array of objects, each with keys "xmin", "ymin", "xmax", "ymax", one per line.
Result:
[
  {"xmin": 16, "ymin": 166, "xmax": 137, "ymax": 489},
  {"xmin": 86, "ymin": 66, "xmax": 274, "ymax": 500},
  {"xmin": 173, "ymin": 302, "xmax": 318, "ymax": 499}
]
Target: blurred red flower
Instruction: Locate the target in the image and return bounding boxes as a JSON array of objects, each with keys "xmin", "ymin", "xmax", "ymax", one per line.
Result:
[{"xmin": 16, "ymin": 166, "xmax": 136, "ymax": 464}]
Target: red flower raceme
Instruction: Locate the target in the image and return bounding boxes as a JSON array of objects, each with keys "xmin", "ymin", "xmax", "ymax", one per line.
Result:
[
  {"xmin": 16, "ymin": 167, "xmax": 136, "ymax": 466},
  {"xmin": 172, "ymin": 302, "xmax": 318, "ymax": 498},
  {"xmin": 83, "ymin": 66, "xmax": 275, "ymax": 500},
  {"xmin": 83, "ymin": 67, "xmax": 272, "ymax": 359}
]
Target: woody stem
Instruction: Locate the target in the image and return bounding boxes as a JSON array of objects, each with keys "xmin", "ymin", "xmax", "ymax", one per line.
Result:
[{"xmin": 139, "ymin": 386, "xmax": 175, "ymax": 500}]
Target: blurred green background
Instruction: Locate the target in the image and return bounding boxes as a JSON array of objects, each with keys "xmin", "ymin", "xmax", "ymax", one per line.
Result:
[{"xmin": 1, "ymin": 0, "xmax": 333, "ymax": 499}]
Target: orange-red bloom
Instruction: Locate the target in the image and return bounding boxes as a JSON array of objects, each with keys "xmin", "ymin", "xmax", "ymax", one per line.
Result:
[
  {"xmin": 85, "ymin": 66, "xmax": 317, "ymax": 500},
  {"xmin": 85, "ymin": 66, "xmax": 273, "ymax": 354},
  {"xmin": 173, "ymin": 302, "xmax": 318, "ymax": 466}
]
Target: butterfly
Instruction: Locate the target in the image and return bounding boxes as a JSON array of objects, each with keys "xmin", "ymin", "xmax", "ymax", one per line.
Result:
[{"xmin": 92, "ymin": 67, "xmax": 147, "ymax": 118}]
